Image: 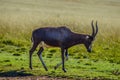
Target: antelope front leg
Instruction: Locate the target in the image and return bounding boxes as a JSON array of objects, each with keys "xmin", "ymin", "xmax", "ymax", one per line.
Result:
[
  {"xmin": 37, "ymin": 47, "xmax": 48, "ymax": 71},
  {"xmin": 54, "ymin": 49, "xmax": 68, "ymax": 70},
  {"xmin": 61, "ymin": 48, "xmax": 66, "ymax": 72},
  {"xmin": 65, "ymin": 49, "xmax": 69, "ymax": 60}
]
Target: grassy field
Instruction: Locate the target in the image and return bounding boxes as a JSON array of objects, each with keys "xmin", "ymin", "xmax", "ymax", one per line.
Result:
[{"xmin": 0, "ymin": 0, "xmax": 120, "ymax": 79}]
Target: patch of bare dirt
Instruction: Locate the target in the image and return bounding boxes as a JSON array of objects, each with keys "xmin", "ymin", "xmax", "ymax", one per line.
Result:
[{"xmin": 0, "ymin": 76, "xmax": 72, "ymax": 80}]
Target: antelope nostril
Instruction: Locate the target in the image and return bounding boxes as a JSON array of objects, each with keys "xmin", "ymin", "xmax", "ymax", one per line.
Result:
[{"xmin": 87, "ymin": 49, "xmax": 91, "ymax": 53}]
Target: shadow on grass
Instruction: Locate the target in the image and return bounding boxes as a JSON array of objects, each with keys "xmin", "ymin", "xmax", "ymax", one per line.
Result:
[{"xmin": 0, "ymin": 70, "xmax": 33, "ymax": 77}]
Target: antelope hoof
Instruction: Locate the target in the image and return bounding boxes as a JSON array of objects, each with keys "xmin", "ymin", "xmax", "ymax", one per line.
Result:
[
  {"xmin": 62, "ymin": 68, "xmax": 67, "ymax": 72},
  {"xmin": 54, "ymin": 66, "xmax": 57, "ymax": 70},
  {"xmin": 29, "ymin": 66, "xmax": 33, "ymax": 70},
  {"xmin": 45, "ymin": 68, "xmax": 48, "ymax": 71}
]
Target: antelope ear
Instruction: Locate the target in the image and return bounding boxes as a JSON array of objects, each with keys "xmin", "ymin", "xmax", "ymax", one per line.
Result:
[{"xmin": 86, "ymin": 36, "xmax": 89, "ymax": 39}]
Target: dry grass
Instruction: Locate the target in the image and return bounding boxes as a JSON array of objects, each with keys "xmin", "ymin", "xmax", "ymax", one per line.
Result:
[{"xmin": 0, "ymin": 0, "xmax": 120, "ymax": 40}]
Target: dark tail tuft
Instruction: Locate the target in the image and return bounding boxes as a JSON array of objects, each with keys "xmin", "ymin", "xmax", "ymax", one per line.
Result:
[{"xmin": 31, "ymin": 36, "xmax": 33, "ymax": 42}]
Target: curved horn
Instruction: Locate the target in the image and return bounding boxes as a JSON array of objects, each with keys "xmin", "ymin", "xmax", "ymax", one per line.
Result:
[
  {"xmin": 91, "ymin": 20, "xmax": 95, "ymax": 37},
  {"xmin": 94, "ymin": 21, "xmax": 98, "ymax": 37}
]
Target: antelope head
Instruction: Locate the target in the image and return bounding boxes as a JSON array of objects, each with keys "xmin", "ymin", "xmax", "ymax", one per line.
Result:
[{"xmin": 84, "ymin": 21, "xmax": 98, "ymax": 52}]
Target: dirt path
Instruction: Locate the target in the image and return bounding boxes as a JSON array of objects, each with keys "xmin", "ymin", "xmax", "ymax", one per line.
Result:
[{"xmin": 0, "ymin": 76, "xmax": 72, "ymax": 80}]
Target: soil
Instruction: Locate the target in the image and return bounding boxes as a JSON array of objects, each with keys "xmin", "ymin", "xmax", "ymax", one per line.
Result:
[{"xmin": 0, "ymin": 76, "xmax": 72, "ymax": 80}]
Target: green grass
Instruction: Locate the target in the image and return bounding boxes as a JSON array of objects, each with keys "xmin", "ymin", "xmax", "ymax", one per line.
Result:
[
  {"xmin": 0, "ymin": 45, "xmax": 120, "ymax": 79},
  {"xmin": 0, "ymin": 0, "xmax": 120, "ymax": 79}
]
